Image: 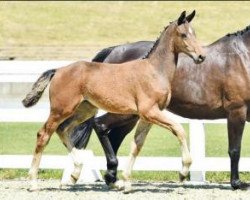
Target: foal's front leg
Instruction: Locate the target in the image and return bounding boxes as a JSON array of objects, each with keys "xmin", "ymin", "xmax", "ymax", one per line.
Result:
[{"xmin": 121, "ymin": 120, "xmax": 152, "ymax": 193}]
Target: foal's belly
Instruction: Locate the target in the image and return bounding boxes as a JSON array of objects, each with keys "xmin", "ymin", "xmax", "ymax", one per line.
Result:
[{"xmin": 86, "ymin": 95, "xmax": 138, "ymax": 115}]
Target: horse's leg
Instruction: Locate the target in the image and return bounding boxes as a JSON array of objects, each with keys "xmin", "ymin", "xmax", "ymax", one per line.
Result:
[
  {"xmin": 56, "ymin": 135, "xmax": 83, "ymax": 187},
  {"xmin": 56, "ymin": 102, "xmax": 98, "ymax": 186},
  {"xmin": 121, "ymin": 119, "xmax": 152, "ymax": 193},
  {"xmin": 141, "ymin": 108, "xmax": 192, "ymax": 181},
  {"xmin": 93, "ymin": 113, "xmax": 138, "ymax": 188},
  {"xmin": 108, "ymin": 116, "xmax": 140, "ymax": 154},
  {"xmin": 227, "ymin": 105, "xmax": 249, "ymax": 190}
]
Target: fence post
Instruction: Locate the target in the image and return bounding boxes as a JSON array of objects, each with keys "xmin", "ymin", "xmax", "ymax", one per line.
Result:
[{"xmin": 189, "ymin": 120, "xmax": 206, "ymax": 182}]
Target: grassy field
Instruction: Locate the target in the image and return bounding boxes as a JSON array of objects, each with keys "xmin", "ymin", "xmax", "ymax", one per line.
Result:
[
  {"xmin": 1, "ymin": 122, "xmax": 250, "ymax": 182},
  {"xmin": 1, "ymin": 1, "xmax": 250, "ymax": 58},
  {"xmin": 1, "ymin": 122, "xmax": 250, "ymax": 157}
]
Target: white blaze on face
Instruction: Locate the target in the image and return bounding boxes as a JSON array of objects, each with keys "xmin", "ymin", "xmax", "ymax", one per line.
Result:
[{"xmin": 189, "ymin": 27, "xmax": 193, "ymax": 35}]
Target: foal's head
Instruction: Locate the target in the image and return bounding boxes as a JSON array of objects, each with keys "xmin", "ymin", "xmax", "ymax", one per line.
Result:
[{"xmin": 172, "ymin": 10, "xmax": 205, "ymax": 64}]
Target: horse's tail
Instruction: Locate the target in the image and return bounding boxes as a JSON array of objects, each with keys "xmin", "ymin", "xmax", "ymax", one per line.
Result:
[
  {"xmin": 70, "ymin": 117, "xmax": 94, "ymax": 149},
  {"xmin": 22, "ymin": 69, "xmax": 56, "ymax": 108},
  {"xmin": 92, "ymin": 45, "xmax": 116, "ymax": 62}
]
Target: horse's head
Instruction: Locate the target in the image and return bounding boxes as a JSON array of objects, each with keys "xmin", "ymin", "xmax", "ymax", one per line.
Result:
[{"xmin": 172, "ymin": 10, "xmax": 206, "ymax": 64}]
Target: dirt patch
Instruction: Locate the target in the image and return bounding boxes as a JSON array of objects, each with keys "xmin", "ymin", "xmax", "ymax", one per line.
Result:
[{"xmin": 0, "ymin": 179, "xmax": 249, "ymax": 200}]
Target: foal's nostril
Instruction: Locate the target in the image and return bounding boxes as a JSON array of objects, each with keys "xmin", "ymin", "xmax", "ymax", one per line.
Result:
[{"xmin": 198, "ymin": 55, "xmax": 206, "ymax": 62}]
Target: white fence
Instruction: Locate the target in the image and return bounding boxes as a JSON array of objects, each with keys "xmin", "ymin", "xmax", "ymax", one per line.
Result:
[{"xmin": 1, "ymin": 61, "xmax": 250, "ymax": 183}]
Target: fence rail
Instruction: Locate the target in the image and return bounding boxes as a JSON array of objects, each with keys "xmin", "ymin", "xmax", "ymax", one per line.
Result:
[
  {"xmin": 1, "ymin": 61, "xmax": 250, "ymax": 183},
  {"xmin": 1, "ymin": 155, "xmax": 250, "ymax": 172}
]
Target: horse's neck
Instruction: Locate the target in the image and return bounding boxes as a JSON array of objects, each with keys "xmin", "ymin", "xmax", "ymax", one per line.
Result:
[
  {"xmin": 243, "ymin": 32, "xmax": 250, "ymax": 52},
  {"xmin": 148, "ymin": 28, "xmax": 178, "ymax": 82}
]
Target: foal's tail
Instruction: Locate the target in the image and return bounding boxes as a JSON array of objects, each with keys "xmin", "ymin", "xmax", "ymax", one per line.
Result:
[{"xmin": 22, "ymin": 69, "xmax": 56, "ymax": 108}]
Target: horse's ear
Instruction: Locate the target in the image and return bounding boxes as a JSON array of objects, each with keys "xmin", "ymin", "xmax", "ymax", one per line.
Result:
[
  {"xmin": 186, "ymin": 10, "xmax": 196, "ymax": 23},
  {"xmin": 177, "ymin": 11, "xmax": 186, "ymax": 26}
]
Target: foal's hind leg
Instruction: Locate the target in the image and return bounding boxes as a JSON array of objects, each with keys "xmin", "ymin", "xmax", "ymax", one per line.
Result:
[
  {"xmin": 142, "ymin": 108, "xmax": 192, "ymax": 180},
  {"xmin": 121, "ymin": 119, "xmax": 152, "ymax": 193},
  {"xmin": 29, "ymin": 99, "xmax": 83, "ymax": 191},
  {"xmin": 29, "ymin": 112, "xmax": 66, "ymax": 191},
  {"xmin": 122, "ymin": 107, "xmax": 192, "ymax": 193}
]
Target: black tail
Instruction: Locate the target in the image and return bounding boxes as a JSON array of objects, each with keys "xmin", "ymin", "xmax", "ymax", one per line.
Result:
[
  {"xmin": 92, "ymin": 46, "xmax": 117, "ymax": 62},
  {"xmin": 22, "ymin": 69, "xmax": 56, "ymax": 107},
  {"xmin": 70, "ymin": 117, "xmax": 94, "ymax": 149}
]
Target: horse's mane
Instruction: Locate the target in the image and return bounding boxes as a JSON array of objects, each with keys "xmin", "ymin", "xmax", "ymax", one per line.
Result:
[
  {"xmin": 209, "ymin": 24, "xmax": 250, "ymax": 47},
  {"xmin": 226, "ymin": 25, "xmax": 250, "ymax": 37},
  {"xmin": 143, "ymin": 24, "xmax": 170, "ymax": 59},
  {"xmin": 92, "ymin": 45, "xmax": 118, "ymax": 62}
]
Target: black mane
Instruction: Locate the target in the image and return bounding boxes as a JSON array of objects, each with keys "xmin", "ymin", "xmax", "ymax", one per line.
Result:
[
  {"xmin": 226, "ymin": 25, "xmax": 250, "ymax": 37},
  {"xmin": 143, "ymin": 25, "xmax": 170, "ymax": 59}
]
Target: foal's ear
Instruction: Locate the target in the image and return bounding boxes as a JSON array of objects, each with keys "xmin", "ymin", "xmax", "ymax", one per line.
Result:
[
  {"xmin": 177, "ymin": 11, "xmax": 186, "ymax": 26},
  {"xmin": 186, "ymin": 10, "xmax": 196, "ymax": 23}
]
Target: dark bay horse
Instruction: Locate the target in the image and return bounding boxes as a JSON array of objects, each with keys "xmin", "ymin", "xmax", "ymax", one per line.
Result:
[
  {"xmin": 22, "ymin": 11, "xmax": 205, "ymax": 192},
  {"xmin": 67, "ymin": 24, "xmax": 250, "ymax": 190}
]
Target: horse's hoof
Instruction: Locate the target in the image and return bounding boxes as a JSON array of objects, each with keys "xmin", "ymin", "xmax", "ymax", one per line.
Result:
[
  {"xmin": 104, "ymin": 172, "xmax": 117, "ymax": 186},
  {"xmin": 60, "ymin": 176, "xmax": 77, "ymax": 188},
  {"xmin": 123, "ymin": 181, "xmax": 132, "ymax": 194},
  {"xmin": 232, "ymin": 180, "xmax": 250, "ymax": 190}
]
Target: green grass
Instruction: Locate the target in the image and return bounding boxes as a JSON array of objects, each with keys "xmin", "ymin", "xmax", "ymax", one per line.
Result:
[
  {"xmin": 1, "ymin": 1, "xmax": 250, "ymax": 50},
  {"xmin": 1, "ymin": 122, "xmax": 250, "ymax": 182}
]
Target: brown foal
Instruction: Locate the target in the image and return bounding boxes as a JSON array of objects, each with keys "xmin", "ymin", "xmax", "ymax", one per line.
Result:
[{"xmin": 22, "ymin": 11, "xmax": 205, "ymax": 191}]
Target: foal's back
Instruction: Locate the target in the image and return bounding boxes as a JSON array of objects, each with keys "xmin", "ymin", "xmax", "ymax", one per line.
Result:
[{"xmin": 50, "ymin": 59, "xmax": 162, "ymax": 114}]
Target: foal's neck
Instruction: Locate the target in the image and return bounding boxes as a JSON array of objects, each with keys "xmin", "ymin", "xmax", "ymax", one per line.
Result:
[{"xmin": 147, "ymin": 25, "xmax": 178, "ymax": 82}]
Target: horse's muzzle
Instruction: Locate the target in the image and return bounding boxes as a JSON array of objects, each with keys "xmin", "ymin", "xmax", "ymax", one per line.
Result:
[{"xmin": 194, "ymin": 54, "xmax": 206, "ymax": 64}]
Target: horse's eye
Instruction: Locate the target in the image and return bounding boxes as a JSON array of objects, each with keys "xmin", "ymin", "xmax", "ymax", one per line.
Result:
[{"xmin": 181, "ymin": 33, "xmax": 187, "ymax": 38}]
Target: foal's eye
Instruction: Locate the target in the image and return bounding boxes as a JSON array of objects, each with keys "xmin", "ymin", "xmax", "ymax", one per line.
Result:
[{"xmin": 181, "ymin": 33, "xmax": 187, "ymax": 38}]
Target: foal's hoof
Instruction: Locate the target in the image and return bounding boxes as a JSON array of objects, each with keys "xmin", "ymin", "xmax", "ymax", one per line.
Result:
[
  {"xmin": 232, "ymin": 180, "xmax": 250, "ymax": 190},
  {"xmin": 179, "ymin": 172, "xmax": 189, "ymax": 182},
  {"xmin": 28, "ymin": 186, "xmax": 39, "ymax": 192},
  {"xmin": 109, "ymin": 180, "xmax": 125, "ymax": 191},
  {"xmin": 28, "ymin": 181, "xmax": 39, "ymax": 192},
  {"xmin": 123, "ymin": 181, "xmax": 132, "ymax": 194},
  {"xmin": 70, "ymin": 174, "xmax": 78, "ymax": 184}
]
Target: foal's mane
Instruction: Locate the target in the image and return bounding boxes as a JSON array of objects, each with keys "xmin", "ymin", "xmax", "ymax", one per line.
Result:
[{"xmin": 143, "ymin": 24, "xmax": 171, "ymax": 59}]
